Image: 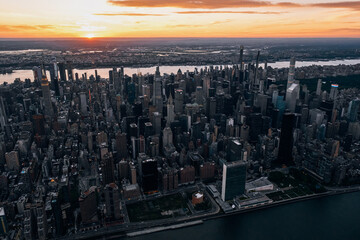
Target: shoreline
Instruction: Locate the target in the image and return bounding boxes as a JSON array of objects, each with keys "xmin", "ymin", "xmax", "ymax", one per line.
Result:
[
  {"xmin": 60, "ymin": 187, "xmax": 360, "ymax": 240},
  {"xmin": 2, "ymin": 57, "xmax": 360, "ymax": 73}
]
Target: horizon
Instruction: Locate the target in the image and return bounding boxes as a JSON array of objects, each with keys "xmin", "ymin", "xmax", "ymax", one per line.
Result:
[{"xmin": 1, "ymin": 0, "xmax": 360, "ymax": 38}]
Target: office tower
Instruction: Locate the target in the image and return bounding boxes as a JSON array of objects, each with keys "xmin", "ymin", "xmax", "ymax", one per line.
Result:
[
  {"xmin": 203, "ymin": 75, "xmax": 211, "ymax": 98},
  {"xmin": 127, "ymin": 81, "xmax": 136, "ymax": 104},
  {"xmin": 240, "ymin": 124, "xmax": 249, "ymax": 141},
  {"xmin": 277, "ymin": 113, "xmax": 295, "ymax": 165},
  {"xmin": 0, "ymin": 97, "xmax": 7, "ymax": 131},
  {"xmin": 153, "ymin": 77, "xmax": 163, "ymax": 113},
  {"xmin": 162, "ymin": 127, "xmax": 173, "ymax": 147},
  {"xmin": 195, "ymin": 86, "xmax": 204, "ymax": 105},
  {"xmin": 67, "ymin": 61, "xmax": 74, "ymax": 81},
  {"xmin": 5, "ymin": 151, "xmax": 19, "ymax": 171},
  {"xmin": 80, "ymin": 92, "xmax": 88, "ymax": 115},
  {"xmin": 286, "ymin": 83, "xmax": 300, "ymax": 113},
  {"xmin": 102, "ymin": 153, "xmax": 115, "ymax": 185},
  {"xmin": 155, "ymin": 66, "xmax": 160, "ymax": 77},
  {"xmin": 221, "ymin": 161, "xmax": 247, "ymax": 201},
  {"xmin": 49, "ymin": 60, "xmax": 60, "ymax": 96},
  {"xmin": 0, "ymin": 207, "xmax": 7, "ymax": 236},
  {"xmin": 115, "ymin": 132, "xmax": 127, "ymax": 159},
  {"xmin": 227, "ymin": 139, "xmax": 242, "ymax": 162},
  {"xmin": 41, "ymin": 66, "xmax": 54, "ymax": 117},
  {"xmin": 287, "ymin": 57, "xmax": 296, "ymax": 86},
  {"xmin": 257, "ymin": 94, "xmax": 269, "ymax": 115},
  {"xmin": 104, "ymin": 183, "xmax": 121, "ymax": 220},
  {"xmin": 316, "ymin": 79, "xmax": 322, "ymax": 96},
  {"xmin": 348, "ymin": 98, "xmax": 360, "ymax": 122},
  {"xmin": 239, "ymin": 45, "xmax": 244, "ymax": 70},
  {"xmin": 58, "ymin": 62, "xmax": 67, "ymax": 81},
  {"xmin": 254, "ymin": 50, "xmax": 260, "ymax": 86},
  {"xmin": 166, "ymin": 94, "xmax": 175, "ymax": 124},
  {"xmin": 79, "ymin": 187, "xmax": 98, "ymax": 224},
  {"xmin": 174, "ymin": 89, "xmax": 184, "ymax": 114},
  {"xmin": 153, "ymin": 112, "xmax": 162, "ymax": 135},
  {"xmin": 329, "ymin": 84, "xmax": 339, "ymax": 100},
  {"xmin": 139, "ymin": 135, "xmax": 145, "ymax": 154},
  {"xmin": 142, "ymin": 158, "xmax": 158, "ymax": 193},
  {"xmin": 249, "ymin": 113, "xmax": 262, "ymax": 143}
]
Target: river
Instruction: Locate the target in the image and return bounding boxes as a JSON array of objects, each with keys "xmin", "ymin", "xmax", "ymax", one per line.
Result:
[
  {"xmin": 1, "ymin": 58, "xmax": 360, "ymax": 84},
  {"xmin": 126, "ymin": 191, "xmax": 360, "ymax": 240}
]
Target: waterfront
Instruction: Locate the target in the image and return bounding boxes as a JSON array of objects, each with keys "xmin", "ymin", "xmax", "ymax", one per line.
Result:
[
  {"xmin": 128, "ymin": 191, "xmax": 360, "ymax": 240},
  {"xmin": 1, "ymin": 58, "xmax": 360, "ymax": 84}
]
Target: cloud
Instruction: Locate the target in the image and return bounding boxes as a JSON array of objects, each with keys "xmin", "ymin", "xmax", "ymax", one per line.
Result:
[
  {"xmin": 310, "ymin": 1, "xmax": 360, "ymax": 10},
  {"xmin": 108, "ymin": 0, "xmax": 360, "ymax": 10},
  {"xmin": 0, "ymin": 24, "xmax": 55, "ymax": 32},
  {"xmin": 94, "ymin": 13, "xmax": 166, "ymax": 16},
  {"xmin": 176, "ymin": 10, "xmax": 284, "ymax": 14},
  {"xmin": 168, "ymin": 19, "xmax": 232, "ymax": 28},
  {"xmin": 108, "ymin": 0, "xmax": 300, "ymax": 9}
]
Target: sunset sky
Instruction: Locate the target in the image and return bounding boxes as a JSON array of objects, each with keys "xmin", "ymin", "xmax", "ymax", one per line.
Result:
[{"xmin": 0, "ymin": 0, "xmax": 360, "ymax": 38}]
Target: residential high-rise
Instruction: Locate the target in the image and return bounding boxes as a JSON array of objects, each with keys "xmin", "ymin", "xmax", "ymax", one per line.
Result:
[
  {"xmin": 102, "ymin": 153, "xmax": 115, "ymax": 185},
  {"xmin": 104, "ymin": 183, "xmax": 121, "ymax": 220},
  {"xmin": 287, "ymin": 57, "xmax": 296, "ymax": 86},
  {"xmin": 5, "ymin": 151, "xmax": 19, "ymax": 171},
  {"xmin": 239, "ymin": 45, "xmax": 244, "ymax": 70},
  {"xmin": 79, "ymin": 187, "xmax": 98, "ymax": 224},
  {"xmin": 277, "ymin": 113, "xmax": 295, "ymax": 165},
  {"xmin": 286, "ymin": 83, "xmax": 300, "ymax": 112},
  {"xmin": 221, "ymin": 161, "xmax": 247, "ymax": 201}
]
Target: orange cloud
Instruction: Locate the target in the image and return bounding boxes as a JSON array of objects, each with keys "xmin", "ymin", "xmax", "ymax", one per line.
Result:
[
  {"xmin": 108, "ymin": 0, "xmax": 300, "ymax": 9},
  {"xmin": 175, "ymin": 10, "xmax": 284, "ymax": 14},
  {"xmin": 94, "ymin": 13, "xmax": 167, "ymax": 16},
  {"xmin": 108, "ymin": 0, "xmax": 360, "ymax": 10},
  {"xmin": 0, "ymin": 24, "xmax": 55, "ymax": 32},
  {"xmin": 310, "ymin": 1, "xmax": 360, "ymax": 10}
]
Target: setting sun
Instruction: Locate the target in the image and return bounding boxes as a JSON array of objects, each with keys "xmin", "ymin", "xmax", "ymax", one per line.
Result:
[{"xmin": 85, "ymin": 33, "xmax": 95, "ymax": 39}]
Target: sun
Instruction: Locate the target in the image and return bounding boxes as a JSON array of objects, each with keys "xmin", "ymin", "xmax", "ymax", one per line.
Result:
[{"xmin": 85, "ymin": 33, "xmax": 95, "ymax": 39}]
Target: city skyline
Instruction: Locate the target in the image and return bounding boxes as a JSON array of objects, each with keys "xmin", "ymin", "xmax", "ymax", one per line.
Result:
[{"xmin": 1, "ymin": 0, "xmax": 360, "ymax": 38}]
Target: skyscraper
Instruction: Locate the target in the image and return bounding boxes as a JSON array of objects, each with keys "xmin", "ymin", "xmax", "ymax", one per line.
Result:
[
  {"xmin": 239, "ymin": 45, "xmax": 244, "ymax": 70},
  {"xmin": 104, "ymin": 183, "xmax": 121, "ymax": 220},
  {"xmin": 102, "ymin": 153, "xmax": 115, "ymax": 185},
  {"xmin": 0, "ymin": 207, "xmax": 8, "ymax": 236},
  {"xmin": 41, "ymin": 65, "xmax": 54, "ymax": 117},
  {"xmin": 277, "ymin": 113, "xmax": 295, "ymax": 165},
  {"xmin": 166, "ymin": 94, "xmax": 175, "ymax": 124},
  {"xmin": 348, "ymin": 98, "xmax": 360, "ymax": 122},
  {"xmin": 316, "ymin": 79, "xmax": 322, "ymax": 96},
  {"xmin": 221, "ymin": 161, "xmax": 247, "ymax": 201},
  {"xmin": 287, "ymin": 57, "xmax": 296, "ymax": 86},
  {"xmin": 142, "ymin": 158, "xmax": 158, "ymax": 193},
  {"xmin": 58, "ymin": 62, "xmax": 67, "ymax": 81},
  {"xmin": 286, "ymin": 83, "xmax": 300, "ymax": 113},
  {"xmin": 0, "ymin": 97, "xmax": 7, "ymax": 131}
]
